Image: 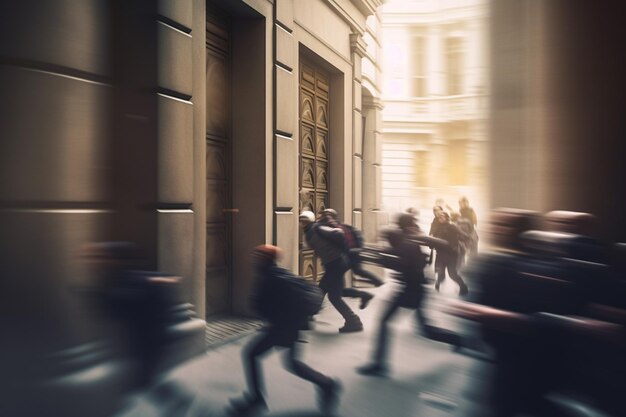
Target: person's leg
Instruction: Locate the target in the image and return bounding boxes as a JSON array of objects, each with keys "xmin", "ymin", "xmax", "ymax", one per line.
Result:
[
  {"xmin": 324, "ymin": 260, "xmax": 362, "ymax": 331},
  {"xmin": 284, "ymin": 342, "xmax": 331, "ymax": 386},
  {"xmin": 341, "ymin": 286, "xmax": 374, "ymax": 310},
  {"xmin": 435, "ymin": 256, "xmax": 447, "ymax": 291},
  {"xmin": 357, "ymin": 297, "xmax": 401, "ymax": 376},
  {"xmin": 457, "ymin": 246, "xmax": 466, "ymax": 270},
  {"xmin": 373, "ymin": 299, "xmax": 401, "ymax": 367},
  {"xmin": 351, "ymin": 254, "xmax": 384, "ymax": 287},
  {"xmin": 243, "ymin": 331, "xmax": 276, "ymax": 401},
  {"xmin": 413, "ymin": 288, "xmax": 430, "ymax": 331},
  {"xmin": 284, "ymin": 343, "xmax": 342, "ymax": 413},
  {"xmin": 446, "ymin": 255, "xmax": 468, "ymax": 295}
]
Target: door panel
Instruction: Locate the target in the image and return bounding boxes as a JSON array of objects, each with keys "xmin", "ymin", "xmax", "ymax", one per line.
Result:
[
  {"xmin": 299, "ymin": 61, "xmax": 330, "ymax": 282},
  {"xmin": 205, "ymin": 8, "xmax": 232, "ymax": 317}
]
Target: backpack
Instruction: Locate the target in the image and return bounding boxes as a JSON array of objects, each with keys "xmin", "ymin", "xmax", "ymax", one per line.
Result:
[
  {"xmin": 283, "ymin": 273, "xmax": 325, "ymax": 317},
  {"xmin": 344, "ymin": 225, "xmax": 364, "ymax": 249}
]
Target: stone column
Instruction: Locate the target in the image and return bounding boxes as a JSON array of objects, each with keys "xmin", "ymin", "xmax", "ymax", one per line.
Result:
[
  {"xmin": 427, "ymin": 24, "xmax": 444, "ymax": 96},
  {"xmin": 273, "ymin": 0, "xmax": 298, "ymax": 270},
  {"xmin": 350, "ymin": 33, "xmax": 367, "ymax": 232},
  {"xmin": 362, "ymin": 96, "xmax": 386, "ymax": 244}
]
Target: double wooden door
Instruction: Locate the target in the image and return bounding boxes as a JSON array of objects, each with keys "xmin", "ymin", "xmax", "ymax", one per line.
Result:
[{"xmin": 299, "ymin": 61, "xmax": 331, "ymax": 281}]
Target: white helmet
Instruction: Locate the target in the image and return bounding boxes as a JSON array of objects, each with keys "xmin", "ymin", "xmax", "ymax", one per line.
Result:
[{"xmin": 299, "ymin": 210, "xmax": 315, "ymax": 223}]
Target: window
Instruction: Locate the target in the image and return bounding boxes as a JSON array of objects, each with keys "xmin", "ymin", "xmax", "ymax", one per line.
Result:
[
  {"xmin": 411, "ymin": 34, "xmax": 426, "ymax": 97},
  {"xmin": 446, "ymin": 37, "xmax": 463, "ymax": 95}
]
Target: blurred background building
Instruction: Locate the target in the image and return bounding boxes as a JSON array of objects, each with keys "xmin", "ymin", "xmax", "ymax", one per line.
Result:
[{"xmin": 380, "ymin": 0, "xmax": 488, "ymax": 218}]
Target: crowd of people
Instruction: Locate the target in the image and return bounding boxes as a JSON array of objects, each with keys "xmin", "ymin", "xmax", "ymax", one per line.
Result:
[
  {"xmin": 227, "ymin": 197, "xmax": 479, "ymax": 416},
  {"xmin": 86, "ymin": 198, "xmax": 626, "ymax": 417}
]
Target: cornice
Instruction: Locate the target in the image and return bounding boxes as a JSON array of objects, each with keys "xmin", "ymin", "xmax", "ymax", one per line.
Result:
[
  {"xmin": 351, "ymin": 0, "xmax": 385, "ymax": 16},
  {"xmin": 322, "ymin": 0, "xmax": 385, "ymax": 36},
  {"xmin": 350, "ymin": 33, "xmax": 368, "ymax": 57}
]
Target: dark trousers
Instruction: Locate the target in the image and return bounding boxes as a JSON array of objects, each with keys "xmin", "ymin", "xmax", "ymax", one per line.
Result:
[
  {"xmin": 372, "ymin": 289, "xmax": 460, "ymax": 367},
  {"xmin": 372, "ymin": 292, "xmax": 420, "ymax": 367},
  {"xmin": 319, "ymin": 258, "xmax": 359, "ymax": 322},
  {"xmin": 349, "ymin": 252, "xmax": 384, "ymax": 287},
  {"xmin": 435, "ymin": 253, "xmax": 467, "ymax": 289},
  {"xmin": 243, "ymin": 328, "xmax": 330, "ymax": 400}
]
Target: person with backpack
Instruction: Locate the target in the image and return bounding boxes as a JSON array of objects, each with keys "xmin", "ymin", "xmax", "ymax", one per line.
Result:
[
  {"xmin": 322, "ymin": 208, "xmax": 384, "ymax": 290},
  {"xmin": 356, "ymin": 214, "xmax": 463, "ymax": 377},
  {"xmin": 228, "ymin": 245, "xmax": 341, "ymax": 416},
  {"xmin": 299, "ymin": 210, "xmax": 365, "ymax": 333}
]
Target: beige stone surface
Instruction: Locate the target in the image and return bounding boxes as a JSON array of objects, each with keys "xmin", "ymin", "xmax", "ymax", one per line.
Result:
[
  {"xmin": 158, "ymin": 95, "xmax": 193, "ymax": 204},
  {"xmin": 158, "ymin": 211, "xmax": 195, "ymax": 299},
  {"xmin": 0, "ymin": 67, "xmax": 108, "ymax": 203},
  {"xmin": 275, "ymin": 24, "xmax": 295, "ymax": 71},
  {"xmin": 353, "ymin": 156, "xmax": 363, "ymax": 209},
  {"xmin": 0, "ymin": 0, "xmax": 108, "ymax": 76},
  {"xmin": 275, "ymin": 135, "xmax": 297, "ymax": 209},
  {"xmin": 158, "ymin": 22, "xmax": 192, "ymax": 96},
  {"xmin": 158, "ymin": 0, "xmax": 193, "ymax": 31},
  {"xmin": 275, "ymin": 65, "xmax": 296, "ymax": 135},
  {"xmin": 275, "ymin": 211, "xmax": 297, "ymax": 271},
  {"xmin": 276, "ymin": 0, "xmax": 294, "ymax": 31}
]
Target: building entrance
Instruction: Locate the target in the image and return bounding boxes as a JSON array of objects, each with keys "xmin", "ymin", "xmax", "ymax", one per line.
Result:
[
  {"xmin": 299, "ymin": 60, "xmax": 330, "ymax": 282},
  {"xmin": 205, "ymin": 6, "xmax": 232, "ymax": 317}
]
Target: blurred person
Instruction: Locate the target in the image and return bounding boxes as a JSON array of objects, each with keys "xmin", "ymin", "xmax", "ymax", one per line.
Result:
[
  {"xmin": 458, "ymin": 196, "xmax": 478, "ymax": 227},
  {"xmin": 453, "ymin": 212, "xmax": 585, "ymax": 417},
  {"xmin": 80, "ymin": 242, "xmax": 180, "ymax": 388},
  {"xmin": 317, "ymin": 208, "xmax": 377, "ymax": 308},
  {"xmin": 450, "ymin": 212, "xmax": 477, "ymax": 270},
  {"xmin": 357, "ymin": 214, "xmax": 462, "ymax": 377},
  {"xmin": 432, "ymin": 211, "xmax": 470, "ymax": 295},
  {"xmin": 434, "ymin": 198, "xmax": 446, "ymax": 208},
  {"xmin": 405, "ymin": 206, "xmax": 419, "ymax": 217},
  {"xmin": 458, "ymin": 196, "xmax": 479, "ymax": 256},
  {"xmin": 299, "ymin": 211, "xmax": 365, "ymax": 333},
  {"xmin": 428, "ymin": 205, "xmax": 445, "ymax": 266},
  {"xmin": 228, "ymin": 245, "xmax": 341, "ymax": 416},
  {"xmin": 322, "ymin": 208, "xmax": 384, "ymax": 289}
]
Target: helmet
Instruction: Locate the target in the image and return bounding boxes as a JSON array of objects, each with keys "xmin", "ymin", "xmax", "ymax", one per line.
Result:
[
  {"xmin": 322, "ymin": 208, "xmax": 338, "ymax": 219},
  {"xmin": 299, "ymin": 211, "xmax": 315, "ymax": 223}
]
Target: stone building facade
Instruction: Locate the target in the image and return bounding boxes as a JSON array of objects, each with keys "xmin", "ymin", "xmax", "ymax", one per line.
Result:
[
  {"xmin": 380, "ymin": 0, "xmax": 488, "ymax": 217},
  {"xmin": 0, "ymin": 0, "xmax": 384, "ymax": 415}
]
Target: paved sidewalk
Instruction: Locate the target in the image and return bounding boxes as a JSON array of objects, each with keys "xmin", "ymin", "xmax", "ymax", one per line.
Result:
[{"xmin": 115, "ymin": 280, "xmax": 493, "ymax": 417}]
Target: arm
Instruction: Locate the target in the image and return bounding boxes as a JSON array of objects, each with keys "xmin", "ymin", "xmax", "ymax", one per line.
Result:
[{"xmin": 409, "ymin": 234, "xmax": 451, "ymax": 252}]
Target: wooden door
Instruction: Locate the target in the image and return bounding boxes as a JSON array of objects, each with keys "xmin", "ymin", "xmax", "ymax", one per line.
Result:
[
  {"xmin": 299, "ymin": 61, "xmax": 330, "ymax": 281},
  {"xmin": 205, "ymin": 8, "xmax": 232, "ymax": 317}
]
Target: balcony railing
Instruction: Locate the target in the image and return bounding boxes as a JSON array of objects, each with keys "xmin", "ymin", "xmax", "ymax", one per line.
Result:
[{"xmin": 382, "ymin": 93, "xmax": 487, "ymax": 122}]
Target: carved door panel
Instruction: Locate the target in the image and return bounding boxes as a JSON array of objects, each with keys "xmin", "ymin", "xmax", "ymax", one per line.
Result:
[
  {"xmin": 299, "ymin": 61, "xmax": 330, "ymax": 281},
  {"xmin": 205, "ymin": 9, "xmax": 232, "ymax": 317}
]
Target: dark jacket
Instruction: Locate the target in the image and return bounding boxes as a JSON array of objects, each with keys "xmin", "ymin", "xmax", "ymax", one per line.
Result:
[
  {"xmin": 304, "ymin": 222, "xmax": 347, "ymax": 266},
  {"xmin": 429, "ymin": 218, "xmax": 442, "ymax": 236},
  {"xmin": 251, "ymin": 264, "xmax": 309, "ymax": 331},
  {"xmin": 382, "ymin": 229, "xmax": 428, "ymax": 307},
  {"xmin": 433, "ymin": 222, "xmax": 469, "ymax": 255}
]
